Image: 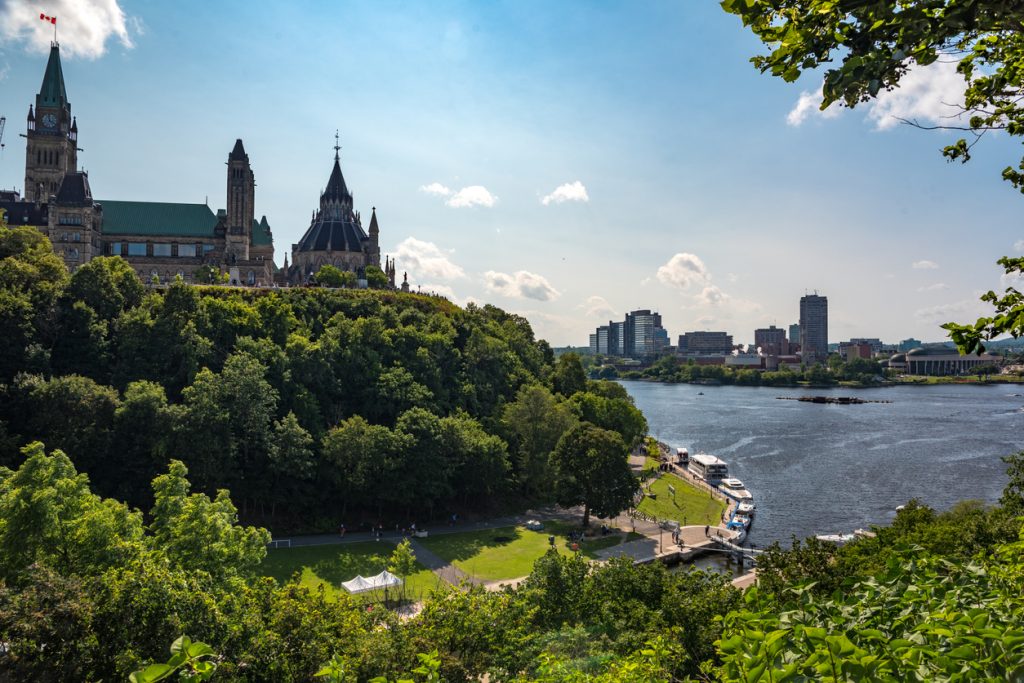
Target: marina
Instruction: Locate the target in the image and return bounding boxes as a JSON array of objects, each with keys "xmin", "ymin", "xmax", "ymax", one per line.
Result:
[{"xmin": 625, "ymin": 381, "xmax": 1017, "ymax": 545}]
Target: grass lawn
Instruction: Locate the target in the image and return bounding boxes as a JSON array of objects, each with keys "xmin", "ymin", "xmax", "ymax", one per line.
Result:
[
  {"xmin": 637, "ymin": 475, "xmax": 726, "ymax": 526},
  {"xmin": 418, "ymin": 523, "xmax": 643, "ymax": 581},
  {"xmin": 261, "ymin": 541, "xmax": 442, "ymax": 603}
]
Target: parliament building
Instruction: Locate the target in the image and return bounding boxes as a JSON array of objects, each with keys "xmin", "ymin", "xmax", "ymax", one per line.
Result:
[{"xmin": 0, "ymin": 42, "xmax": 397, "ymax": 289}]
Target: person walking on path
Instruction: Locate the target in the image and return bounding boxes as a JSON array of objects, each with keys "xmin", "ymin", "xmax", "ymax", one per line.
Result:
[
  {"xmin": 704, "ymin": 525, "xmax": 709, "ymax": 537},
  {"xmin": 339, "ymin": 523, "xmax": 346, "ymax": 538}
]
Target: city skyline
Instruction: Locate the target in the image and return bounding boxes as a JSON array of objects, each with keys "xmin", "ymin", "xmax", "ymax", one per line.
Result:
[{"xmin": 1, "ymin": 1, "xmax": 1021, "ymax": 345}]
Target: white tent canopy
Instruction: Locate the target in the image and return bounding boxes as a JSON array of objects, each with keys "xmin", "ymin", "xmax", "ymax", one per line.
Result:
[{"xmin": 341, "ymin": 570, "xmax": 403, "ymax": 594}]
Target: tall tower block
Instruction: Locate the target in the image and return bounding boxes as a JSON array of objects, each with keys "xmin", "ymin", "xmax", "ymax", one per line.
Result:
[
  {"xmin": 225, "ymin": 138, "xmax": 254, "ymax": 261},
  {"xmin": 24, "ymin": 43, "xmax": 78, "ymax": 202}
]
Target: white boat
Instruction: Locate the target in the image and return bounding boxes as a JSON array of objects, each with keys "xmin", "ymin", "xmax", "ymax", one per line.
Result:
[
  {"xmin": 689, "ymin": 453, "xmax": 728, "ymax": 483},
  {"xmin": 815, "ymin": 533, "xmax": 857, "ymax": 545},
  {"xmin": 725, "ymin": 522, "xmax": 747, "ymax": 544},
  {"xmin": 736, "ymin": 501, "xmax": 756, "ymax": 516},
  {"xmin": 719, "ymin": 477, "xmax": 753, "ymax": 500},
  {"xmin": 732, "ymin": 513, "xmax": 752, "ymax": 529},
  {"xmin": 676, "ymin": 447, "xmax": 689, "ymax": 465}
]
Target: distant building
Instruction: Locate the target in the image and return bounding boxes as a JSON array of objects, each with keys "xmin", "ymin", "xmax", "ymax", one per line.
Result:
[
  {"xmin": 588, "ymin": 333, "xmax": 598, "ymax": 355},
  {"xmin": 898, "ymin": 338, "xmax": 923, "ymax": 352},
  {"xmin": 588, "ymin": 312, "xmax": 666, "ymax": 359},
  {"xmin": 594, "ymin": 325, "xmax": 611, "ymax": 355},
  {"xmin": 788, "ymin": 323, "xmax": 801, "ymax": 346},
  {"xmin": 609, "ymin": 321, "xmax": 624, "ymax": 356},
  {"xmin": 725, "ymin": 354, "xmax": 764, "ymax": 368},
  {"xmin": 654, "ymin": 327, "xmax": 670, "ymax": 353},
  {"xmin": 842, "ymin": 343, "xmax": 872, "ymax": 361},
  {"xmin": 799, "ymin": 293, "xmax": 829, "ymax": 363},
  {"xmin": 888, "ymin": 347, "xmax": 999, "ymax": 375},
  {"xmin": 849, "ymin": 338, "xmax": 883, "ymax": 354},
  {"xmin": 624, "ymin": 309, "xmax": 665, "ymax": 358},
  {"xmin": 678, "ymin": 331, "xmax": 733, "ymax": 355},
  {"xmin": 754, "ymin": 325, "xmax": 788, "ymax": 355}
]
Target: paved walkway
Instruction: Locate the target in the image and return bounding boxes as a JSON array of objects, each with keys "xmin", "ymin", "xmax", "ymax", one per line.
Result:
[{"xmin": 406, "ymin": 538, "xmax": 482, "ymax": 587}]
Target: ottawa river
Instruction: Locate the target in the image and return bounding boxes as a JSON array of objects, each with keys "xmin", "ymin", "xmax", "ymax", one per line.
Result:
[{"xmin": 621, "ymin": 381, "xmax": 1024, "ymax": 547}]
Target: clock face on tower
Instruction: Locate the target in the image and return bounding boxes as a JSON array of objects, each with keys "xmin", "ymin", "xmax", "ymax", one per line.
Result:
[{"xmin": 42, "ymin": 113, "xmax": 57, "ymax": 129}]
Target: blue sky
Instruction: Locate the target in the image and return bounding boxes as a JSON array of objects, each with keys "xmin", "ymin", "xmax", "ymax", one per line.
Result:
[{"xmin": 1, "ymin": 0, "xmax": 1021, "ymax": 346}]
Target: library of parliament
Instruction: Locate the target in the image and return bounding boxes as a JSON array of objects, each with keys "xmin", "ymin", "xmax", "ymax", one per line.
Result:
[{"xmin": 0, "ymin": 43, "xmax": 397, "ymax": 288}]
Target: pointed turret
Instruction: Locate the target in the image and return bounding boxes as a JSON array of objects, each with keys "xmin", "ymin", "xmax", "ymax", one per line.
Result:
[
  {"xmin": 27, "ymin": 105, "xmax": 35, "ymax": 121},
  {"xmin": 369, "ymin": 206, "xmax": 379, "ymax": 235},
  {"xmin": 38, "ymin": 44, "xmax": 68, "ymax": 108},
  {"xmin": 323, "ymin": 157, "xmax": 350, "ymax": 202},
  {"xmin": 229, "ymin": 138, "xmax": 247, "ymax": 161}
]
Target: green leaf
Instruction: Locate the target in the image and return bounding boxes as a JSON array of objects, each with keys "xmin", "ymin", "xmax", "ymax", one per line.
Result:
[{"xmin": 129, "ymin": 663, "xmax": 173, "ymax": 683}]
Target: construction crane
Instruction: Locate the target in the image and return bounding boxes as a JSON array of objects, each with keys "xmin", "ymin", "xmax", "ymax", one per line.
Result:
[{"xmin": 0, "ymin": 116, "xmax": 6, "ymax": 154}]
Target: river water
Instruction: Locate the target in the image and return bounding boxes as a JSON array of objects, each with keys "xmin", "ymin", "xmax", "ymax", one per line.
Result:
[{"xmin": 621, "ymin": 381, "xmax": 1024, "ymax": 546}]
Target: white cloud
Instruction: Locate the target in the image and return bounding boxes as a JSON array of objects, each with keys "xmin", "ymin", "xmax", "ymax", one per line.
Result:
[
  {"xmin": 914, "ymin": 299, "xmax": 985, "ymax": 323},
  {"xmin": 541, "ymin": 181, "xmax": 589, "ymax": 206},
  {"xmin": 787, "ymin": 88, "xmax": 843, "ymax": 126},
  {"xmin": 447, "ymin": 185, "xmax": 497, "ymax": 208},
  {"xmin": 697, "ymin": 285, "xmax": 727, "ymax": 307},
  {"xmin": 0, "ymin": 0, "xmax": 133, "ymax": 59},
  {"xmin": 866, "ymin": 60, "xmax": 966, "ymax": 130},
  {"xmin": 579, "ymin": 295, "xmax": 616, "ymax": 319},
  {"xmin": 655, "ymin": 252, "xmax": 709, "ymax": 290},
  {"xmin": 394, "ymin": 237, "xmax": 466, "ymax": 281},
  {"xmin": 0, "ymin": 61, "xmax": 9, "ymax": 81},
  {"xmin": 917, "ymin": 283, "xmax": 949, "ymax": 292},
  {"xmin": 419, "ymin": 182, "xmax": 451, "ymax": 197},
  {"xmin": 912, "ymin": 260, "xmax": 939, "ymax": 270},
  {"xmin": 787, "ymin": 60, "xmax": 967, "ymax": 131},
  {"xmin": 483, "ymin": 270, "xmax": 560, "ymax": 301},
  {"xmin": 1014, "ymin": 239, "xmax": 1024, "ymax": 252},
  {"xmin": 1000, "ymin": 270, "xmax": 1024, "ymax": 290}
]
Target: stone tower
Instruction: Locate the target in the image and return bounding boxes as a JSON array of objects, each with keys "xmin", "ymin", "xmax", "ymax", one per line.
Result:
[
  {"xmin": 367, "ymin": 207, "xmax": 381, "ymax": 267},
  {"xmin": 225, "ymin": 138, "xmax": 254, "ymax": 262},
  {"xmin": 24, "ymin": 43, "xmax": 78, "ymax": 202}
]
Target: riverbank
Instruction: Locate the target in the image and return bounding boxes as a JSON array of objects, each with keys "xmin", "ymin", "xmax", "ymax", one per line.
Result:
[
  {"xmin": 623, "ymin": 381, "xmax": 1016, "ymax": 544},
  {"xmin": 620, "ymin": 375, "xmax": 1024, "ymax": 389}
]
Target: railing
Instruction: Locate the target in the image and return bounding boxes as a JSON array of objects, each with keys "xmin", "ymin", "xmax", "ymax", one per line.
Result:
[{"xmin": 267, "ymin": 539, "xmax": 292, "ymax": 549}]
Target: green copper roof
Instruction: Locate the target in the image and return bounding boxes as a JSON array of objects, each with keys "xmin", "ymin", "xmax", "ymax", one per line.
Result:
[
  {"xmin": 252, "ymin": 215, "xmax": 273, "ymax": 246},
  {"xmin": 39, "ymin": 45, "xmax": 67, "ymax": 108},
  {"xmin": 99, "ymin": 200, "xmax": 219, "ymax": 237}
]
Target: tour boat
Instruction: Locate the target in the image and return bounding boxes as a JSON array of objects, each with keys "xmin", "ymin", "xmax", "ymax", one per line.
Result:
[{"xmin": 719, "ymin": 477, "xmax": 753, "ymax": 501}]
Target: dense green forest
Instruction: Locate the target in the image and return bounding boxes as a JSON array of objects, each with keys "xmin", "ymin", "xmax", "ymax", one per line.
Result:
[
  {"xmin": 4, "ymin": 223, "xmax": 1024, "ymax": 681},
  {"xmin": 0, "ymin": 224, "xmax": 646, "ymax": 531},
  {"xmin": 3, "ymin": 439, "xmax": 1022, "ymax": 681}
]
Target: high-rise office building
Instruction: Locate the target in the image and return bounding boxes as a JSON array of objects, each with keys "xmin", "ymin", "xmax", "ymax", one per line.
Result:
[
  {"xmin": 678, "ymin": 331, "xmax": 734, "ymax": 355},
  {"xmin": 624, "ymin": 309, "xmax": 664, "ymax": 358},
  {"xmin": 788, "ymin": 323, "xmax": 801, "ymax": 349},
  {"xmin": 799, "ymin": 293, "xmax": 829, "ymax": 363},
  {"xmin": 754, "ymin": 325, "xmax": 788, "ymax": 355}
]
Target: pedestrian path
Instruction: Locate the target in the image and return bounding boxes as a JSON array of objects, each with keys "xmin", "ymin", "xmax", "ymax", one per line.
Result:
[{"xmin": 406, "ymin": 538, "xmax": 483, "ymax": 587}]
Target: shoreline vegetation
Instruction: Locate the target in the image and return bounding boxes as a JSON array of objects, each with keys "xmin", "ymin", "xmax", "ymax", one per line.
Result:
[{"xmin": 589, "ymin": 357, "xmax": 1024, "ymax": 389}]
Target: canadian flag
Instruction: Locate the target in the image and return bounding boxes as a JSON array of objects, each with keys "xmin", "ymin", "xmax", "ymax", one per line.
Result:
[{"xmin": 39, "ymin": 13, "xmax": 56, "ymax": 25}]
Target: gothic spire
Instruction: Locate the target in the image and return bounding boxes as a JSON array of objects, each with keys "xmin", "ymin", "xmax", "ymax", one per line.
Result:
[
  {"xmin": 229, "ymin": 138, "xmax": 248, "ymax": 161},
  {"xmin": 38, "ymin": 43, "xmax": 67, "ymax": 108}
]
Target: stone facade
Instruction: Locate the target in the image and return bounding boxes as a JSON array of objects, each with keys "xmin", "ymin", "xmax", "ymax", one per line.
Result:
[
  {"xmin": 285, "ymin": 145, "xmax": 395, "ymax": 287},
  {"xmin": 1, "ymin": 42, "xmax": 275, "ymax": 284}
]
